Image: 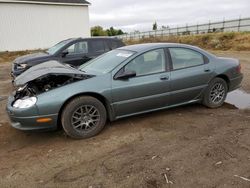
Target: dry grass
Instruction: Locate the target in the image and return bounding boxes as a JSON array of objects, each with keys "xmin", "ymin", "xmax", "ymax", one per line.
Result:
[
  {"xmin": 0, "ymin": 32, "xmax": 249, "ymax": 64},
  {"xmin": 125, "ymin": 32, "xmax": 250, "ymax": 51},
  {"xmin": 0, "ymin": 50, "xmax": 42, "ymax": 63}
]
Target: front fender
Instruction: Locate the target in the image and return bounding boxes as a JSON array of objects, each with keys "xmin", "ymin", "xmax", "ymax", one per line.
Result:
[{"xmin": 35, "ymin": 74, "xmax": 112, "ymax": 116}]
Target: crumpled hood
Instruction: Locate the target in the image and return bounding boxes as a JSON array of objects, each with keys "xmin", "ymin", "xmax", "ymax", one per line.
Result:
[
  {"xmin": 14, "ymin": 60, "xmax": 86, "ymax": 86},
  {"xmin": 13, "ymin": 52, "xmax": 49, "ymax": 65}
]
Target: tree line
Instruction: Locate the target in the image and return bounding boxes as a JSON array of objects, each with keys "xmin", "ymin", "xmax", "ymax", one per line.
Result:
[
  {"xmin": 91, "ymin": 22, "xmax": 165, "ymax": 36},
  {"xmin": 91, "ymin": 26, "xmax": 125, "ymax": 36}
]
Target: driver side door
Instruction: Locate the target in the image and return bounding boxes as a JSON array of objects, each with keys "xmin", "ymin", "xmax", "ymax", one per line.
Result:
[
  {"xmin": 111, "ymin": 48, "xmax": 171, "ymax": 118},
  {"xmin": 60, "ymin": 40, "xmax": 90, "ymax": 67}
]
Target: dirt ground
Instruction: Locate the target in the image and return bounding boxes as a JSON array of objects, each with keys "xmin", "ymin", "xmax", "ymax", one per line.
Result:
[{"xmin": 0, "ymin": 51, "xmax": 250, "ymax": 188}]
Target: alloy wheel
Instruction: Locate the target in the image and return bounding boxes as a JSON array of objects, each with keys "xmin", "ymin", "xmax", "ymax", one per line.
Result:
[
  {"xmin": 209, "ymin": 83, "xmax": 226, "ymax": 104},
  {"xmin": 71, "ymin": 105, "xmax": 100, "ymax": 132}
]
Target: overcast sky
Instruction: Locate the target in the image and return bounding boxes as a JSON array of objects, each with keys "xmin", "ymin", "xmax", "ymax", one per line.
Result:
[{"xmin": 89, "ymin": 0, "xmax": 250, "ymax": 32}]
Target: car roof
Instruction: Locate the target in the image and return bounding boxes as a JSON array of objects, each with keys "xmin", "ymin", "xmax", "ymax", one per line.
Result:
[
  {"xmin": 71, "ymin": 37, "xmax": 121, "ymax": 41},
  {"xmin": 118, "ymin": 43, "xmax": 217, "ymax": 58},
  {"xmin": 118, "ymin": 43, "xmax": 203, "ymax": 53}
]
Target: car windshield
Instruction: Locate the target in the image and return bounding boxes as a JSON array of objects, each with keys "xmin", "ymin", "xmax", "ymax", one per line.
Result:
[
  {"xmin": 79, "ymin": 49, "xmax": 135, "ymax": 74},
  {"xmin": 46, "ymin": 39, "xmax": 72, "ymax": 55}
]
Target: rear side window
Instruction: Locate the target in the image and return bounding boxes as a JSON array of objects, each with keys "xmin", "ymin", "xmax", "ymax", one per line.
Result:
[
  {"xmin": 169, "ymin": 48, "xmax": 204, "ymax": 70},
  {"xmin": 104, "ymin": 41, "xmax": 110, "ymax": 52},
  {"xmin": 91, "ymin": 40, "xmax": 105, "ymax": 53},
  {"xmin": 111, "ymin": 41, "xmax": 119, "ymax": 49}
]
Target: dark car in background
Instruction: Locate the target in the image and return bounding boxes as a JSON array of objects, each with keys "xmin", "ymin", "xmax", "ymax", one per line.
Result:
[{"xmin": 11, "ymin": 37, "xmax": 125, "ymax": 77}]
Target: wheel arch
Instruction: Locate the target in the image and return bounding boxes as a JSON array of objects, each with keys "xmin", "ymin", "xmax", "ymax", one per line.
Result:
[
  {"xmin": 57, "ymin": 92, "xmax": 113, "ymax": 128},
  {"xmin": 201, "ymin": 74, "xmax": 230, "ymax": 101},
  {"xmin": 215, "ymin": 74, "xmax": 230, "ymax": 89}
]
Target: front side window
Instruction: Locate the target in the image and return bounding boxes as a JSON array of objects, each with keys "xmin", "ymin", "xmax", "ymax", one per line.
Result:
[
  {"xmin": 66, "ymin": 41, "xmax": 88, "ymax": 54},
  {"xmin": 169, "ymin": 48, "xmax": 204, "ymax": 70},
  {"xmin": 124, "ymin": 49, "xmax": 166, "ymax": 76},
  {"xmin": 46, "ymin": 39, "xmax": 72, "ymax": 55}
]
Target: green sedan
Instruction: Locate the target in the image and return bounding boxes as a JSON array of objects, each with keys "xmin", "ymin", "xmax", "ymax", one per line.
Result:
[{"xmin": 6, "ymin": 43, "xmax": 243, "ymax": 139}]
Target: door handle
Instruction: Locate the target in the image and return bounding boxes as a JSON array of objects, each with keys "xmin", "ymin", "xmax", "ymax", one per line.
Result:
[
  {"xmin": 204, "ymin": 69, "xmax": 211, "ymax": 72},
  {"xmin": 160, "ymin": 75, "xmax": 169, "ymax": 81}
]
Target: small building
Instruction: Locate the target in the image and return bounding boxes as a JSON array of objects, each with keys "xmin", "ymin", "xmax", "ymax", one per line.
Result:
[{"xmin": 0, "ymin": 0, "xmax": 90, "ymax": 51}]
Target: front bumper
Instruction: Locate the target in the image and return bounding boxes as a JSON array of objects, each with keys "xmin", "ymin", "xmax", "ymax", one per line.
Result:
[{"xmin": 6, "ymin": 95, "xmax": 58, "ymax": 131}]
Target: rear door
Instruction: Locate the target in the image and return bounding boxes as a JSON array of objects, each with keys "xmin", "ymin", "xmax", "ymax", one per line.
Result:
[
  {"xmin": 168, "ymin": 47, "xmax": 213, "ymax": 105},
  {"xmin": 88, "ymin": 39, "xmax": 106, "ymax": 58},
  {"xmin": 111, "ymin": 48, "xmax": 171, "ymax": 118}
]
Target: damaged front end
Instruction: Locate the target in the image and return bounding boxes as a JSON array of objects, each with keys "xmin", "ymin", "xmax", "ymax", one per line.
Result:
[
  {"xmin": 7, "ymin": 60, "xmax": 93, "ymax": 131},
  {"xmin": 13, "ymin": 60, "xmax": 93, "ymax": 103}
]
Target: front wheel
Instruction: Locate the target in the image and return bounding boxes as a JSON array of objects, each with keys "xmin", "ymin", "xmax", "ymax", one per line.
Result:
[
  {"xmin": 61, "ymin": 96, "xmax": 107, "ymax": 139},
  {"xmin": 203, "ymin": 78, "xmax": 228, "ymax": 108}
]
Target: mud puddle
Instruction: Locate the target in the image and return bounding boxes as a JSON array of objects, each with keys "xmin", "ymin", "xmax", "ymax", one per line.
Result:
[{"xmin": 225, "ymin": 89, "xmax": 250, "ymax": 109}]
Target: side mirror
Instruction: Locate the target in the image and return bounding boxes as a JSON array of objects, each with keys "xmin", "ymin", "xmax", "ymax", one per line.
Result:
[
  {"xmin": 115, "ymin": 70, "xmax": 136, "ymax": 80},
  {"xmin": 62, "ymin": 50, "xmax": 69, "ymax": 57}
]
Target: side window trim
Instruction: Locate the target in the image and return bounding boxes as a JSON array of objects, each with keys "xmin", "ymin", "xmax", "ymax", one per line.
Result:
[
  {"xmin": 167, "ymin": 47, "xmax": 208, "ymax": 71},
  {"xmin": 164, "ymin": 48, "xmax": 171, "ymax": 72}
]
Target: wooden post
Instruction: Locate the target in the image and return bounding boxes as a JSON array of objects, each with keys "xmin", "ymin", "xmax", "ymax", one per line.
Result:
[
  {"xmin": 222, "ymin": 17, "xmax": 225, "ymax": 32},
  {"xmin": 238, "ymin": 16, "xmax": 241, "ymax": 32},
  {"xmin": 208, "ymin": 20, "xmax": 211, "ymax": 33},
  {"xmin": 196, "ymin": 23, "xmax": 199, "ymax": 34}
]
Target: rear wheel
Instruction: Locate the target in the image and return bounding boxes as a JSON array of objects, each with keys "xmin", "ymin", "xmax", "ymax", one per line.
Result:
[
  {"xmin": 61, "ymin": 96, "xmax": 107, "ymax": 139},
  {"xmin": 203, "ymin": 78, "xmax": 228, "ymax": 108}
]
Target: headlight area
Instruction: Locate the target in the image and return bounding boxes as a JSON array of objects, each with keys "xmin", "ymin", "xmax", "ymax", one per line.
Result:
[{"xmin": 13, "ymin": 97, "xmax": 37, "ymax": 109}]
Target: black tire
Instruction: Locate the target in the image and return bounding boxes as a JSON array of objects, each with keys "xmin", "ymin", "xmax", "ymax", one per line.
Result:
[
  {"xmin": 203, "ymin": 77, "xmax": 228, "ymax": 108},
  {"xmin": 61, "ymin": 96, "xmax": 107, "ymax": 139}
]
